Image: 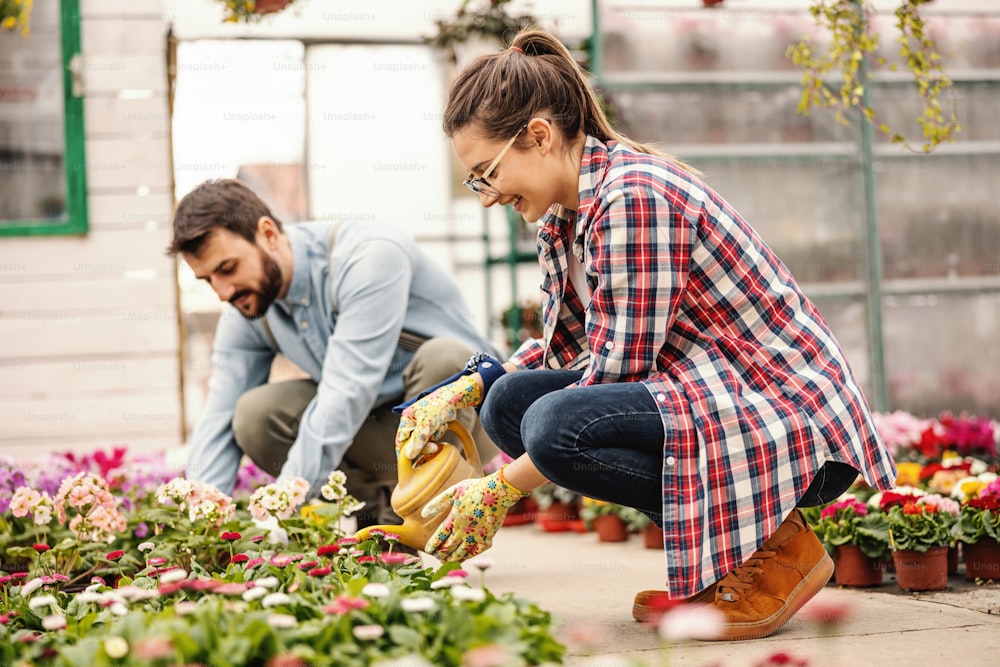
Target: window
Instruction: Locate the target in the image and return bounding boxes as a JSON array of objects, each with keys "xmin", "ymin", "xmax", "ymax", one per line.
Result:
[{"xmin": 0, "ymin": 0, "xmax": 87, "ymax": 237}]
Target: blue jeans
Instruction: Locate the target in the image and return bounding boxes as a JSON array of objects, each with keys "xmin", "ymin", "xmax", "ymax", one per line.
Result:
[
  {"xmin": 479, "ymin": 370, "xmax": 859, "ymax": 528},
  {"xmin": 480, "ymin": 370, "xmax": 667, "ymax": 525}
]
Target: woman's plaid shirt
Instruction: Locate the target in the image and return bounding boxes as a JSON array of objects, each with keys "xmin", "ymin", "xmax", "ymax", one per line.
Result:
[{"xmin": 510, "ymin": 135, "xmax": 897, "ymax": 598}]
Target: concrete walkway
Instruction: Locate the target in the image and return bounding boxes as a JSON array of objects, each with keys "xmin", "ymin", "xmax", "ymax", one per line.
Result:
[{"xmin": 423, "ymin": 524, "xmax": 1000, "ymax": 667}]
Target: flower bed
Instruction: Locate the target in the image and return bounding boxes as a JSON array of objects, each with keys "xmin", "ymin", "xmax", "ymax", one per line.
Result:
[{"xmin": 0, "ymin": 451, "xmax": 564, "ymax": 666}]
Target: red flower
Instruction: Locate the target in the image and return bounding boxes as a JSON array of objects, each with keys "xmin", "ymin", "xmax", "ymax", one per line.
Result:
[
  {"xmin": 317, "ymin": 544, "xmax": 339, "ymax": 557},
  {"xmin": 245, "ymin": 557, "xmax": 266, "ymax": 569},
  {"xmin": 308, "ymin": 566, "xmax": 332, "ymax": 577},
  {"xmin": 297, "ymin": 560, "xmax": 319, "ymax": 571},
  {"xmin": 356, "ymin": 555, "xmax": 377, "ymax": 564},
  {"xmin": 33, "ymin": 544, "xmax": 50, "ymax": 553},
  {"xmin": 106, "ymin": 550, "xmax": 125, "ymax": 561},
  {"xmin": 220, "ymin": 531, "xmax": 242, "ymax": 541}
]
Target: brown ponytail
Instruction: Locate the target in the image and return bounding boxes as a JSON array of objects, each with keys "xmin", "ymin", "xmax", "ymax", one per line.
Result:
[{"xmin": 443, "ymin": 27, "xmax": 697, "ymax": 175}]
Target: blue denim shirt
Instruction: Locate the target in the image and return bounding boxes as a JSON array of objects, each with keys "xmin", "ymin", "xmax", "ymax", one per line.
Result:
[{"xmin": 186, "ymin": 220, "xmax": 500, "ymax": 496}]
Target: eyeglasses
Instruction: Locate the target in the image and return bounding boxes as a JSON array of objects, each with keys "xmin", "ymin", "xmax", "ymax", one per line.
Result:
[{"xmin": 462, "ymin": 125, "xmax": 526, "ymax": 198}]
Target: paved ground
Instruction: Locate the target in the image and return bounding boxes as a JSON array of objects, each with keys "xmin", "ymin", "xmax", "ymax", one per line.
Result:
[{"xmin": 421, "ymin": 523, "xmax": 1000, "ymax": 667}]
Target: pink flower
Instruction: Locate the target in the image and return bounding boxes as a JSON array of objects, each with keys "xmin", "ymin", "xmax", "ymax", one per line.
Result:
[
  {"xmin": 297, "ymin": 560, "xmax": 319, "ymax": 570},
  {"xmin": 379, "ymin": 552, "xmax": 410, "ymax": 566},
  {"xmin": 230, "ymin": 554, "xmax": 249, "ymax": 564},
  {"xmin": 336, "ymin": 537, "xmax": 358, "ymax": 548},
  {"xmin": 246, "ymin": 557, "xmax": 266, "ymax": 569},
  {"xmin": 356, "ymin": 556, "xmax": 377, "ymax": 564},
  {"xmin": 308, "ymin": 566, "xmax": 332, "ymax": 577},
  {"xmin": 106, "ymin": 550, "xmax": 125, "ymax": 561},
  {"xmin": 148, "ymin": 557, "xmax": 167, "ymax": 567}
]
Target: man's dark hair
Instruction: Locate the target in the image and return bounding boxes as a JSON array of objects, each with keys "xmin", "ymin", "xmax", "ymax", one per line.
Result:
[{"xmin": 167, "ymin": 179, "xmax": 283, "ymax": 256}]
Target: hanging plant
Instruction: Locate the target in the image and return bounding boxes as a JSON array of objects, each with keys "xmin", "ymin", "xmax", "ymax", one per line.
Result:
[
  {"xmin": 217, "ymin": 0, "xmax": 297, "ymax": 23},
  {"xmin": 426, "ymin": 0, "xmax": 538, "ymax": 64},
  {"xmin": 0, "ymin": 0, "xmax": 32, "ymax": 36},
  {"xmin": 787, "ymin": 0, "xmax": 960, "ymax": 153}
]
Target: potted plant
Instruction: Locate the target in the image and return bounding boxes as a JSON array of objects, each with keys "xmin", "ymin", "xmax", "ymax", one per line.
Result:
[
  {"xmin": 531, "ymin": 483, "xmax": 580, "ymax": 532},
  {"xmin": 884, "ymin": 496, "xmax": 953, "ymax": 591},
  {"xmin": 217, "ymin": 0, "xmax": 297, "ymax": 23},
  {"xmin": 951, "ymin": 478, "xmax": 1000, "ymax": 581},
  {"xmin": 812, "ymin": 496, "xmax": 890, "ymax": 587},
  {"xmin": 579, "ymin": 498, "xmax": 630, "ymax": 542},
  {"xmin": 0, "ymin": 0, "xmax": 31, "ymax": 35},
  {"xmin": 425, "ymin": 0, "xmax": 537, "ymax": 65}
]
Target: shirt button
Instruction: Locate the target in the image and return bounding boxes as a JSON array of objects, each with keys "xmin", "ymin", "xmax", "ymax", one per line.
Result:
[
  {"xmin": 301, "ymin": 298, "xmax": 309, "ymax": 306},
  {"xmin": 300, "ymin": 321, "xmax": 309, "ymax": 330},
  {"xmin": 666, "ymin": 456, "xmax": 676, "ymax": 466},
  {"xmin": 605, "ymin": 341, "xmax": 614, "ymax": 350},
  {"xmin": 656, "ymin": 393, "xmax": 667, "ymax": 402}
]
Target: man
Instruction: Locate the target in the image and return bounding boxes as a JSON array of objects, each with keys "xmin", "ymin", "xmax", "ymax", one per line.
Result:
[{"xmin": 168, "ymin": 179, "xmax": 500, "ymax": 528}]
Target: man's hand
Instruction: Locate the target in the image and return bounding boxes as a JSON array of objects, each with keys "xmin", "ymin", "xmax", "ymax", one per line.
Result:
[
  {"xmin": 395, "ymin": 374, "xmax": 481, "ymax": 461},
  {"xmin": 420, "ymin": 466, "xmax": 529, "ymax": 562}
]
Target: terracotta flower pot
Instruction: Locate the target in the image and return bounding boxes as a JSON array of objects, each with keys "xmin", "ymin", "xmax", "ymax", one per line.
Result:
[
  {"xmin": 963, "ymin": 539, "xmax": 1000, "ymax": 581},
  {"xmin": 592, "ymin": 515, "xmax": 629, "ymax": 543},
  {"xmin": 892, "ymin": 546, "xmax": 949, "ymax": 592},
  {"xmin": 642, "ymin": 523, "xmax": 665, "ymax": 550},
  {"xmin": 833, "ymin": 545, "xmax": 884, "ymax": 587},
  {"xmin": 255, "ymin": 0, "xmax": 293, "ymax": 15},
  {"xmin": 502, "ymin": 496, "xmax": 538, "ymax": 527},
  {"xmin": 535, "ymin": 501, "xmax": 578, "ymax": 533}
]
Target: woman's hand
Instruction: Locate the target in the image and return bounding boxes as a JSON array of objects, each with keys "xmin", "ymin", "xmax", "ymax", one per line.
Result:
[
  {"xmin": 420, "ymin": 466, "xmax": 529, "ymax": 562},
  {"xmin": 395, "ymin": 374, "xmax": 482, "ymax": 461}
]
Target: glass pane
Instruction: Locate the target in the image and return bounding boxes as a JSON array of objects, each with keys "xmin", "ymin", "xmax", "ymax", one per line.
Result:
[
  {"xmin": 684, "ymin": 158, "xmax": 863, "ymax": 284},
  {"xmin": 609, "ymin": 86, "xmax": 850, "ymax": 146},
  {"xmin": 877, "ymin": 154, "xmax": 1000, "ymax": 280},
  {"xmin": 0, "ymin": 1, "xmax": 66, "ymax": 224},
  {"xmin": 883, "ymin": 292, "xmax": 1000, "ymax": 415}
]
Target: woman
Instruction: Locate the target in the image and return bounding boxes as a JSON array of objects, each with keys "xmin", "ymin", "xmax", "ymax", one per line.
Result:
[{"xmin": 395, "ymin": 28, "xmax": 896, "ymax": 641}]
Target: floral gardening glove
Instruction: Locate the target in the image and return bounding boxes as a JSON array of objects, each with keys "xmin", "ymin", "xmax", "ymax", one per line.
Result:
[
  {"xmin": 395, "ymin": 374, "xmax": 481, "ymax": 461},
  {"xmin": 420, "ymin": 466, "xmax": 529, "ymax": 562}
]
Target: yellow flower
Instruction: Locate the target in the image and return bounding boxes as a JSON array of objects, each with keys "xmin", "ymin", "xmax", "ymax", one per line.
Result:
[
  {"xmin": 581, "ymin": 497, "xmax": 609, "ymax": 508},
  {"xmin": 895, "ymin": 462, "xmax": 922, "ymax": 488}
]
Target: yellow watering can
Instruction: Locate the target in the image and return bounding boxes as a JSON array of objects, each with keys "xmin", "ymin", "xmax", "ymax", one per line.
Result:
[{"xmin": 354, "ymin": 421, "xmax": 482, "ymax": 552}]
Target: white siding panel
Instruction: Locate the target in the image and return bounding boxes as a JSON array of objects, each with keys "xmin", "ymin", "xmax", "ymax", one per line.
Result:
[
  {"xmin": 0, "ymin": 277, "xmax": 175, "ymax": 312},
  {"xmin": 1, "ymin": 313, "xmax": 178, "ymax": 358},
  {"xmin": 86, "ymin": 138, "xmax": 172, "ymax": 190},
  {"xmin": 82, "ymin": 18, "xmax": 170, "ymax": 55},
  {"xmin": 82, "ymin": 54, "xmax": 168, "ymax": 95},
  {"xmin": 0, "ymin": 229, "xmax": 174, "ymax": 278},
  {"xmin": 2, "ymin": 356, "xmax": 179, "ymax": 399},
  {"xmin": 85, "ymin": 96, "xmax": 171, "ymax": 137},
  {"xmin": 80, "ymin": 0, "xmax": 167, "ymax": 20},
  {"xmin": 88, "ymin": 192, "xmax": 175, "ymax": 231},
  {"xmin": 1, "ymin": 392, "xmax": 180, "ymax": 440}
]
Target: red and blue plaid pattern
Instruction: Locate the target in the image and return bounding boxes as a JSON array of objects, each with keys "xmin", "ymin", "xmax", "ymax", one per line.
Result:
[{"xmin": 510, "ymin": 136, "xmax": 897, "ymax": 598}]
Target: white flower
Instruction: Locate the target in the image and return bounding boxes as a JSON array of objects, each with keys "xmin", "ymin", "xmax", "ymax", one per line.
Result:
[
  {"xmin": 430, "ymin": 578, "xmax": 466, "ymax": 589},
  {"xmin": 109, "ymin": 601, "xmax": 128, "ymax": 616},
  {"xmin": 242, "ymin": 587, "xmax": 267, "ymax": 602},
  {"xmin": 137, "ymin": 541, "xmax": 155, "ymax": 553},
  {"xmin": 352, "ymin": 624, "xmax": 385, "ymax": 640},
  {"xmin": 104, "ymin": 636, "xmax": 129, "ymax": 658},
  {"xmin": 400, "ymin": 596, "xmax": 435, "ymax": 613},
  {"xmin": 28, "ymin": 594, "xmax": 58, "ymax": 610},
  {"xmin": 361, "ymin": 582, "xmax": 390, "ymax": 598},
  {"xmin": 174, "ymin": 601, "xmax": 199, "ymax": 616},
  {"xmin": 467, "ymin": 558, "xmax": 494, "ymax": 572},
  {"xmin": 658, "ymin": 604, "xmax": 726, "ymax": 642},
  {"xmin": 42, "ymin": 614, "xmax": 66, "ymax": 631},
  {"xmin": 267, "ymin": 613, "xmax": 298, "ymax": 628},
  {"xmin": 450, "ymin": 585, "xmax": 486, "ymax": 603},
  {"xmin": 20, "ymin": 577, "xmax": 44, "ymax": 596},
  {"xmin": 75, "ymin": 591, "xmax": 103, "ymax": 604},
  {"xmin": 262, "ymin": 592, "xmax": 292, "ymax": 608},
  {"xmin": 254, "ymin": 576, "xmax": 280, "ymax": 589},
  {"xmin": 159, "ymin": 569, "xmax": 188, "ymax": 584}
]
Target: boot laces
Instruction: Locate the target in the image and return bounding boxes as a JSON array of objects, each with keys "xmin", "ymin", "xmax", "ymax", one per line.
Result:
[{"xmin": 717, "ymin": 549, "xmax": 776, "ymax": 602}]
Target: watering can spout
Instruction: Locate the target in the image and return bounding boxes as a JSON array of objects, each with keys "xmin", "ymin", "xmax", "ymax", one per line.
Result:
[{"xmin": 353, "ymin": 422, "xmax": 482, "ymax": 553}]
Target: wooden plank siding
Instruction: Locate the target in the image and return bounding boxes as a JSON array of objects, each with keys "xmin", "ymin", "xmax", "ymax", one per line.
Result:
[{"xmin": 0, "ymin": 0, "xmax": 182, "ymax": 458}]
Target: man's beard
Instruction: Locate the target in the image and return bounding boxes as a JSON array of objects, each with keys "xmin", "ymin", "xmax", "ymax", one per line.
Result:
[{"xmin": 231, "ymin": 247, "xmax": 283, "ymax": 320}]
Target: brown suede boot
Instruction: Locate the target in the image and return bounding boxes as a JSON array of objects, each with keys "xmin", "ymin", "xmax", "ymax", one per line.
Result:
[
  {"xmin": 632, "ymin": 584, "xmax": 717, "ymax": 623},
  {"xmin": 697, "ymin": 508, "xmax": 834, "ymax": 641}
]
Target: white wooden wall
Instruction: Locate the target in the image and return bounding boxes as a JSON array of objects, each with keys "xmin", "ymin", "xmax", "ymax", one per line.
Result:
[{"xmin": 0, "ymin": 0, "xmax": 180, "ymax": 460}]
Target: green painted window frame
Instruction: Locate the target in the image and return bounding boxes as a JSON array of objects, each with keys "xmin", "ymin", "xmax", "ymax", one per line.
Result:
[{"xmin": 0, "ymin": 0, "xmax": 87, "ymax": 237}]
